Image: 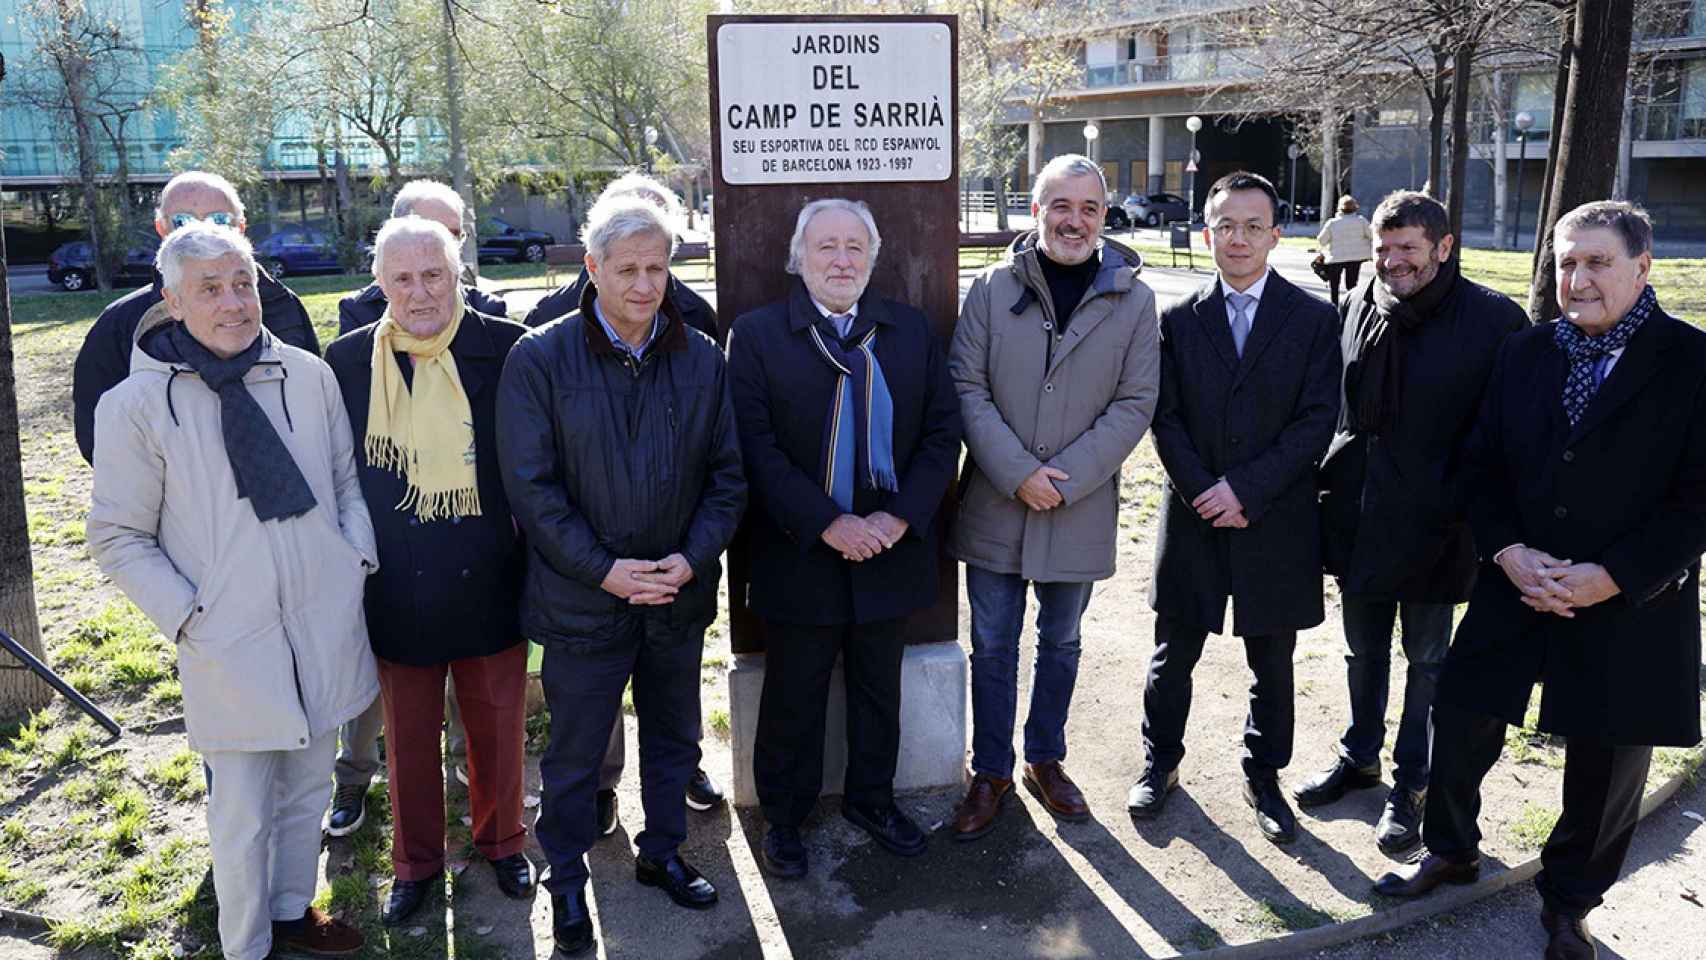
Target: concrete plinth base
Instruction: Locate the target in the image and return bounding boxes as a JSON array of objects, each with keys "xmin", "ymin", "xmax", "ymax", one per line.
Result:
[{"xmin": 728, "ymin": 639, "xmax": 967, "ymax": 808}]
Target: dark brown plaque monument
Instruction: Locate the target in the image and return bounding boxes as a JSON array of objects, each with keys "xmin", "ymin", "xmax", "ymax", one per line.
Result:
[{"xmin": 709, "ymin": 13, "xmax": 960, "ymax": 656}]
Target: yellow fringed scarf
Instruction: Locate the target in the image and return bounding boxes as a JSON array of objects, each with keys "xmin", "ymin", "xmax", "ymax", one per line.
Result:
[{"xmin": 364, "ymin": 303, "xmax": 481, "ymax": 522}]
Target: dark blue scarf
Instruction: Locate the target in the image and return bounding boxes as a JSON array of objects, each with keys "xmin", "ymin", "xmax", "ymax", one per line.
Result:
[
  {"xmin": 1552, "ymin": 284, "xmax": 1657, "ymax": 427},
  {"xmin": 161, "ymin": 323, "xmax": 319, "ymax": 522},
  {"xmin": 808, "ymin": 319, "xmax": 897, "ymax": 512}
]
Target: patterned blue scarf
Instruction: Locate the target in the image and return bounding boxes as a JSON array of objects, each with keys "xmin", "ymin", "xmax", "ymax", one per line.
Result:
[
  {"xmin": 1552, "ymin": 284, "xmax": 1657, "ymax": 427},
  {"xmin": 808, "ymin": 320, "xmax": 897, "ymax": 512}
]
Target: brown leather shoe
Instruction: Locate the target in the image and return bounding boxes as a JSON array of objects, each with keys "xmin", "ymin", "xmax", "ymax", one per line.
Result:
[
  {"xmin": 951, "ymin": 773, "xmax": 1013, "ymax": 841},
  {"xmin": 1022, "ymin": 761, "xmax": 1090, "ymax": 822},
  {"xmin": 1541, "ymin": 909, "xmax": 1599, "ymax": 960},
  {"xmin": 272, "ymin": 906, "xmax": 364, "ymax": 957},
  {"xmin": 1372, "ymin": 852, "xmax": 1480, "ymax": 898}
]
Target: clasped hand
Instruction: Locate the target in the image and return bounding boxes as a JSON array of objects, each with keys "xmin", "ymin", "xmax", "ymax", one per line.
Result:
[
  {"xmin": 602, "ymin": 553, "xmax": 694, "ymax": 606},
  {"xmin": 1496, "ymin": 546, "xmax": 1620, "ymax": 618},
  {"xmin": 821, "ymin": 511, "xmax": 909, "ymax": 563},
  {"xmin": 1193, "ymin": 478, "xmax": 1248, "ymax": 529}
]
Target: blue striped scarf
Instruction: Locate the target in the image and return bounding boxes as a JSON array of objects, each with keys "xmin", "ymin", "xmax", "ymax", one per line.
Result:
[{"xmin": 808, "ymin": 321, "xmax": 897, "ymax": 511}]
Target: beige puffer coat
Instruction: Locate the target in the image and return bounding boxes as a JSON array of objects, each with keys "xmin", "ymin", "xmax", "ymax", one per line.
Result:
[{"xmin": 87, "ymin": 309, "xmax": 379, "ymax": 753}]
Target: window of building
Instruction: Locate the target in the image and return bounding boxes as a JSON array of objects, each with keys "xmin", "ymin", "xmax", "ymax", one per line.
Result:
[
  {"xmin": 1164, "ymin": 160, "xmax": 1184, "ymax": 193},
  {"xmin": 1130, "ymin": 160, "xmax": 1149, "ymax": 193},
  {"xmin": 1374, "ymin": 108, "xmax": 1420, "ymax": 127},
  {"xmin": 1101, "ymin": 160, "xmax": 1119, "ymax": 197},
  {"xmin": 1514, "ymin": 74, "xmax": 1553, "ymax": 130}
]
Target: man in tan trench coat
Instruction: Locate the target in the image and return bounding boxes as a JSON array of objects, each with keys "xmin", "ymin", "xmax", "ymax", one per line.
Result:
[{"xmin": 947, "ymin": 153, "xmax": 1160, "ymax": 840}]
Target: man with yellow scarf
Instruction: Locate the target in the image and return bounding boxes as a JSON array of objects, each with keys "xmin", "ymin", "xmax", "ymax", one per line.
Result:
[{"xmin": 323, "ymin": 216, "xmax": 536, "ymax": 926}]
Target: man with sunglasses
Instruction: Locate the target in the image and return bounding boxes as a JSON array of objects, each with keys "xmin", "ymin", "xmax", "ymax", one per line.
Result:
[
  {"xmin": 336, "ymin": 179, "xmax": 508, "ymax": 335},
  {"xmin": 73, "ymin": 170, "xmax": 321, "ymax": 466},
  {"xmin": 1128, "ymin": 171, "xmax": 1341, "ymax": 845}
]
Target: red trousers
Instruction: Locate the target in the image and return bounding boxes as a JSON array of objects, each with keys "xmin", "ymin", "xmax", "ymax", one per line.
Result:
[{"xmin": 376, "ymin": 643, "xmax": 528, "ymax": 879}]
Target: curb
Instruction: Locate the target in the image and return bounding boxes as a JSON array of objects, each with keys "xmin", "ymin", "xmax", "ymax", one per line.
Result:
[
  {"xmin": 1180, "ymin": 750, "xmax": 1702, "ymax": 959},
  {"xmin": 2, "ymin": 754, "xmax": 1698, "ymax": 956}
]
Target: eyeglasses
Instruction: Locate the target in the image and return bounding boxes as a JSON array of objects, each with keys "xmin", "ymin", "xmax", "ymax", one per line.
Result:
[
  {"xmin": 168, "ymin": 211, "xmax": 238, "ymax": 230},
  {"xmin": 1210, "ymin": 221, "xmax": 1273, "ymax": 240}
]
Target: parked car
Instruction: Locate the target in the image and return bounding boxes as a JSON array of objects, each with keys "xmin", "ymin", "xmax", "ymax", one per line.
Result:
[
  {"xmin": 476, "ymin": 217, "xmax": 555, "ymax": 264},
  {"xmin": 1121, "ymin": 192, "xmax": 1192, "ymax": 228},
  {"xmin": 1103, "ymin": 204, "xmax": 1132, "ymax": 230},
  {"xmin": 47, "ymin": 239, "xmax": 158, "ymax": 292},
  {"xmin": 253, "ymin": 227, "xmax": 341, "ymax": 277},
  {"xmin": 1275, "ymin": 199, "xmax": 1320, "ymax": 223}
]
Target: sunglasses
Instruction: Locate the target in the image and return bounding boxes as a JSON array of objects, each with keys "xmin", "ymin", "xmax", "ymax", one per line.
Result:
[{"xmin": 168, "ymin": 211, "xmax": 238, "ymax": 229}]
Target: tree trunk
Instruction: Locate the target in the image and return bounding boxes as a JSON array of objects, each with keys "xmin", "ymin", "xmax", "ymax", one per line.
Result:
[
  {"xmin": 57, "ymin": 2, "xmax": 112, "ymax": 293},
  {"xmin": 442, "ymin": 0, "xmax": 477, "ymax": 277},
  {"xmin": 1492, "ymin": 70, "xmax": 1508, "ymax": 249},
  {"xmin": 0, "ymin": 144, "xmax": 52, "ymax": 719},
  {"xmin": 1426, "ymin": 52, "xmax": 1449, "ymax": 195},
  {"xmin": 1529, "ymin": 0, "xmax": 1634, "ymax": 322},
  {"xmin": 1446, "ymin": 41, "xmax": 1475, "ymax": 238},
  {"xmin": 1530, "ymin": 7, "xmax": 1576, "ymax": 289},
  {"xmin": 992, "ymin": 175, "xmax": 1010, "ymax": 231}
]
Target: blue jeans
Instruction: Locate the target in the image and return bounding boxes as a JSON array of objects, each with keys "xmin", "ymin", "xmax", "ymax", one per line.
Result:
[
  {"xmin": 1338, "ymin": 596, "xmax": 1452, "ymax": 790},
  {"xmin": 966, "ymin": 566, "xmax": 1094, "ymax": 780}
]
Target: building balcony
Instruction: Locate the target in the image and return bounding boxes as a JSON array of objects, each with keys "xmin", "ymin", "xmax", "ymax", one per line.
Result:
[{"xmin": 1081, "ymin": 48, "xmax": 1263, "ymax": 92}]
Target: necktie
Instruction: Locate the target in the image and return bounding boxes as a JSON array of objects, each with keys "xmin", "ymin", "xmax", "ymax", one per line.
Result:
[
  {"xmin": 1227, "ymin": 292, "xmax": 1255, "ymax": 357},
  {"xmin": 829, "ymin": 313, "xmax": 853, "ymax": 339}
]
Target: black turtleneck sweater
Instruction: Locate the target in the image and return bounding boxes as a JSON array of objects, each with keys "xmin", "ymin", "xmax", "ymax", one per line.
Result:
[{"xmin": 1037, "ymin": 248, "xmax": 1100, "ymax": 333}]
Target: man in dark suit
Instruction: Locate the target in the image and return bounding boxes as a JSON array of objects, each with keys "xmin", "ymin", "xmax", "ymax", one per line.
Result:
[
  {"xmin": 727, "ymin": 198, "xmax": 961, "ymax": 879},
  {"xmin": 1128, "ymin": 171, "xmax": 1342, "ymax": 844},
  {"xmin": 1374, "ymin": 201, "xmax": 1706, "ymax": 960},
  {"xmin": 1294, "ymin": 191, "xmax": 1529, "ymax": 856}
]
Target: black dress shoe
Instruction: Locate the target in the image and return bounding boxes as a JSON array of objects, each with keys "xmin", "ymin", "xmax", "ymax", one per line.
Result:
[
  {"xmin": 551, "ymin": 889, "xmax": 596, "ymax": 956},
  {"xmin": 686, "ymin": 768, "xmax": 725, "ymax": 811},
  {"xmin": 381, "ymin": 871, "xmax": 440, "ymax": 927},
  {"xmin": 1292, "ymin": 756, "xmax": 1382, "ymax": 808},
  {"xmin": 1541, "ymin": 908, "xmax": 1599, "ymax": 960},
  {"xmin": 490, "ymin": 852, "xmax": 536, "ymax": 900},
  {"xmin": 636, "ymin": 853, "xmax": 718, "ymax": 909},
  {"xmin": 1243, "ymin": 777, "xmax": 1298, "ymax": 844},
  {"xmin": 842, "ymin": 801, "xmax": 928, "ymax": 857},
  {"xmin": 1375, "ymin": 786, "xmax": 1426, "ymax": 855},
  {"xmin": 1373, "ymin": 851, "xmax": 1481, "ymax": 898},
  {"xmin": 1126, "ymin": 767, "xmax": 1179, "ymax": 820},
  {"xmin": 762, "ymin": 825, "xmax": 808, "ymax": 879},
  {"xmin": 596, "ymin": 789, "xmax": 619, "ymax": 838}
]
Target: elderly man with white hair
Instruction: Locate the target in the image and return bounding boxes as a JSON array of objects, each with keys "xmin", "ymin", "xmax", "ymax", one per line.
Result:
[
  {"xmin": 323, "ymin": 216, "xmax": 535, "ymax": 925},
  {"xmin": 86, "ymin": 223, "xmax": 374, "ymax": 959},
  {"xmin": 496, "ymin": 193, "xmax": 745, "ymax": 956},
  {"xmin": 73, "ymin": 169, "xmax": 320, "ymax": 466},
  {"xmin": 336, "ymin": 179, "xmax": 508, "ymax": 335},
  {"xmin": 727, "ymin": 198, "xmax": 961, "ymax": 879},
  {"xmin": 523, "ymin": 171, "xmax": 718, "ymax": 343}
]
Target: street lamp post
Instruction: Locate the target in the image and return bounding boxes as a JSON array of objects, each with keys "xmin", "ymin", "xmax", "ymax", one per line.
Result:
[
  {"xmin": 1286, "ymin": 142, "xmax": 1302, "ymax": 225},
  {"xmin": 1082, "ymin": 121, "xmax": 1100, "ymax": 161},
  {"xmin": 644, "ymin": 125, "xmax": 659, "ymax": 173},
  {"xmin": 1509, "ymin": 111, "xmax": 1535, "ymax": 250},
  {"xmin": 1185, "ymin": 115, "xmax": 1203, "ymax": 221}
]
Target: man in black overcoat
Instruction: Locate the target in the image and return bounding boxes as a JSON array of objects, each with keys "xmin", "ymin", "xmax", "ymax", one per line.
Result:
[
  {"xmin": 1375, "ymin": 201, "xmax": 1706, "ymax": 960},
  {"xmin": 1128, "ymin": 172, "xmax": 1341, "ymax": 845},
  {"xmin": 727, "ymin": 198, "xmax": 961, "ymax": 879},
  {"xmin": 1294, "ymin": 191, "xmax": 1529, "ymax": 856}
]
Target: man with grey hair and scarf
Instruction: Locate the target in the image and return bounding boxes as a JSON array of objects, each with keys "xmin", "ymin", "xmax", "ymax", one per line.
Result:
[
  {"xmin": 87, "ymin": 223, "xmax": 374, "ymax": 959},
  {"xmin": 728, "ymin": 198, "xmax": 961, "ymax": 878},
  {"xmin": 337, "ymin": 179, "xmax": 508, "ymax": 334},
  {"xmin": 497, "ymin": 194, "xmax": 745, "ymax": 956}
]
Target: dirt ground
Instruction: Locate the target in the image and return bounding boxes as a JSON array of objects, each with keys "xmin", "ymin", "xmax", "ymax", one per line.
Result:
[{"xmin": 2, "ymin": 265, "xmax": 1702, "ymax": 959}]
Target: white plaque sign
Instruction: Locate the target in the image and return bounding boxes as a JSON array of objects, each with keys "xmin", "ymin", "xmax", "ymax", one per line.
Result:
[{"xmin": 717, "ymin": 21, "xmax": 953, "ymax": 184}]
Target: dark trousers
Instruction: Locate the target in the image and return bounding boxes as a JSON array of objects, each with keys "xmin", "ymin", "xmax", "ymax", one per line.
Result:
[
  {"xmin": 1142, "ymin": 612, "xmax": 1296, "ymax": 780},
  {"xmin": 376, "ymin": 644, "xmax": 529, "ymax": 881},
  {"xmin": 754, "ymin": 618, "xmax": 904, "ymax": 828},
  {"xmin": 536, "ymin": 616, "xmax": 704, "ymax": 895},
  {"xmin": 1339, "ymin": 596, "xmax": 1452, "ymax": 789},
  {"xmin": 1425, "ymin": 703, "xmax": 1652, "ymax": 918},
  {"xmin": 1325, "ymin": 260, "xmax": 1363, "ymax": 307}
]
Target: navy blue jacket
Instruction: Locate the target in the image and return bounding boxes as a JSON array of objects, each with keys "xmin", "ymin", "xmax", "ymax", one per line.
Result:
[
  {"xmin": 337, "ymin": 281, "xmax": 510, "ymax": 336},
  {"xmin": 1439, "ymin": 308, "xmax": 1706, "ymax": 747},
  {"xmin": 727, "ymin": 281, "xmax": 962, "ymax": 626},
  {"xmin": 323, "ymin": 312, "xmax": 528, "ymax": 665},
  {"xmin": 496, "ymin": 285, "xmax": 745, "ymax": 648}
]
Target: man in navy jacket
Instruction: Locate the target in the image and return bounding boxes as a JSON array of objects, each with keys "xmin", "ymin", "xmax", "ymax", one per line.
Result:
[{"xmin": 727, "ymin": 198, "xmax": 961, "ymax": 880}]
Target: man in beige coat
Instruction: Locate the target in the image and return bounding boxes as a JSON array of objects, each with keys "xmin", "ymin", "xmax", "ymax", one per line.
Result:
[
  {"xmin": 948, "ymin": 154, "xmax": 1160, "ymax": 840},
  {"xmin": 88, "ymin": 223, "xmax": 376, "ymax": 960}
]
